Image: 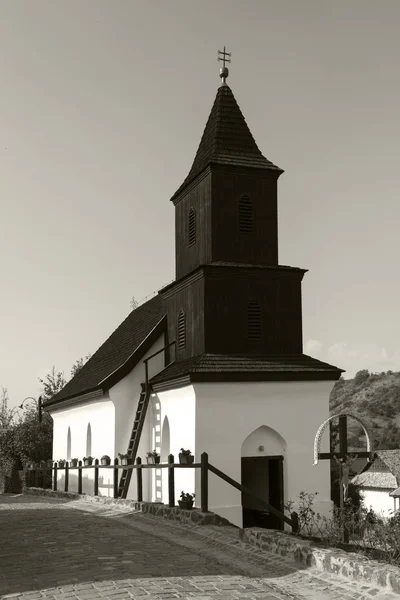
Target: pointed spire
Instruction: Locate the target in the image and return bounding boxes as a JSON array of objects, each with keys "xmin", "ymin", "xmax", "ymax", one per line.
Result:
[{"xmin": 171, "ymin": 83, "xmax": 283, "ymax": 202}]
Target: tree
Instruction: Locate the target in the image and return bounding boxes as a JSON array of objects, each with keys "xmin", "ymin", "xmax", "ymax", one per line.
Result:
[
  {"xmin": 354, "ymin": 369, "xmax": 370, "ymax": 386},
  {"xmin": 70, "ymin": 354, "xmax": 92, "ymax": 379},
  {"xmin": 0, "ymin": 387, "xmax": 15, "ymax": 430},
  {"xmin": 38, "ymin": 365, "xmax": 67, "ymax": 402}
]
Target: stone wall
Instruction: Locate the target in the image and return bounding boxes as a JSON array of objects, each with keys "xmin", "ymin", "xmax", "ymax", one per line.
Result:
[{"xmin": 24, "ymin": 487, "xmax": 235, "ymax": 527}]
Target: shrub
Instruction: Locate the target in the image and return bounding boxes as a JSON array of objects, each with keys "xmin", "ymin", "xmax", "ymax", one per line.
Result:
[{"xmin": 284, "ymin": 491, "xmax": 400, "ymax": 566}]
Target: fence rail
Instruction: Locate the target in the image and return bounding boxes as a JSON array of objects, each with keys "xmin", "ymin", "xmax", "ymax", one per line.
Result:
[{"xmin": 25, "ymin": 452, "xmax": 299, "ymax": 533}]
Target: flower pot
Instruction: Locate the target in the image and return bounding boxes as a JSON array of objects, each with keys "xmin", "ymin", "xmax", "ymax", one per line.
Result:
[
  {"xmin": 121, "ymin": 458, "xmax": 129, "ymax": 466},
  {"xmin": 70, "ymin": 460, "xmax": 78, "ymax": 467},
  {"xmin": 83, "ymin": 459, "xmax": 93, "ymax": 466},
  {"xmin": 178, "ymin": 500, "xmax": 194, "ymax": 510},
  {"xmin": 146, "ymin": 456, "xmax": 160, "ymax": 465},
  {"xmin": 58, "ymin": 462, "xmax": 65, "ymax": 468},
  {"xmin": 101, "ymin": 458, "xmax": 111, "ymax": 466},
  {"xmin": 46, "ymin": 460, "xmax": 53, "ymax": 468},
  {"xmin": 179, "ymin": 454, "xmax": 194, "ymax": 465}
]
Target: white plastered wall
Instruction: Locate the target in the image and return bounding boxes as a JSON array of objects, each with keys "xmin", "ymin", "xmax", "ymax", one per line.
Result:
[
  {"xmin": 49, "ymin": 332, "xmax": 165, "ymax": 499},
  {"xmin": 153, "ymin": 385, "xmax": 196, "ymax": 506},
  {"xmin": 361, "ymin": 488, "xmax": 397, "ymax": 518},
  {"xmin": 194, "ymin": 380, "xmax": 335, "ymax": 528},
  {"xmin": 49, "ymin": 396, "xmax": 115, "ymax": 495}
]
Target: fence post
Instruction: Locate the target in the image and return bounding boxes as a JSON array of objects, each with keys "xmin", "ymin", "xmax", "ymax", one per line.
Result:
[
  {"xmin": 200, "ymin": 452, "xmax": 209, "ymax": 513},
  {"xmin": 291, "ymin": 511, "xmax": 299, "ymax": 534},
  {"xmin": 94, "ymin": 459, "xmax": 99, "ymax": 496},
  {"xmin": 136, "ymin": 457, "xmax": 142, "ymax": 502},
  {"xmin": 65, "ymin": 462, "xmax": 69, "ymax": 492},
  {"xmin": 168, "ymin": 454, "xmax": 175, "ymax": 507},
  {"xmin": 78, "ymin": 460, "xmax": 82, "ymax": 494},
  {"xmin": 113, "ymin": 458, "xmax": 119, "ymax": 499},
  {"xmin": 53, "ymin": 464, "xmax": 58, "ymax": 491}
]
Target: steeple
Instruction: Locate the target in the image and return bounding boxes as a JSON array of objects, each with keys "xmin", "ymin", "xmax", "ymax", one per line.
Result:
[{"xmin": 171, "ymin": 53, "xmax": 282, "ymax": 204}]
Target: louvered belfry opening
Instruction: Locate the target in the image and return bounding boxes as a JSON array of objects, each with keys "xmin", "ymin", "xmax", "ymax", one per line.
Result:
[
  {"xmin": 238, "ymin": 195, "xmax": 253, "ymax": 233},
  {"xmin": 247, "ymin": 301, "xmax": 262, "ymax": 339},
  {"xmin": 188, "ymin": 208, "xmax": 196, "ymax": 246},
  {"xmin": 178, "ymin": 309, "xmax": 186, "ymax": 349}
]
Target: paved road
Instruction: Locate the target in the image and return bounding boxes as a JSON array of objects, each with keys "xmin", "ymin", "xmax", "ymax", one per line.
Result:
[{"xmin": 0, "ymin": 494, "xmax": 392, "ymax": 600}]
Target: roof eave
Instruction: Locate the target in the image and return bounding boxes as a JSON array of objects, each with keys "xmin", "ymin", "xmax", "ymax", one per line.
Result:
[{"xmin": 45, "ymin": 315, "xmax": 167, "ymax": 409}]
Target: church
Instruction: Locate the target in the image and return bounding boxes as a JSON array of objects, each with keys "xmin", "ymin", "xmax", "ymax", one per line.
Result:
[{"xmin": 44, "ymin": 53, "xmax": 343, "ymax": 529}]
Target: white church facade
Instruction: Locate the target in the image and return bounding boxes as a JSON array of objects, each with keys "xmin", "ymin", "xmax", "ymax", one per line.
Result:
[{"xmin": 45, "ymin": 60, "xmax": 343, "ymax": 529}]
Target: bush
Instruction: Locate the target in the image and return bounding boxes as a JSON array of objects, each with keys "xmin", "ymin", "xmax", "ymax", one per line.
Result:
[
  {"xmin": 0, "ymin": 408, "xmax": 53, "ymax": 492},
  {"xmin": 285, "ymin": 491, "xmax": 400, "ymax": 566}
]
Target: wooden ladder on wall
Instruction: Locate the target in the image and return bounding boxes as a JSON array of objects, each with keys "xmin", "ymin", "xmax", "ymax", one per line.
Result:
[
  {"xmin": 117, "ymin": 340, "xmax": 176, "ymax": 499},
  {"xmin": 117, "ymin": 383, "xmax": 151, "ymax": 499}
]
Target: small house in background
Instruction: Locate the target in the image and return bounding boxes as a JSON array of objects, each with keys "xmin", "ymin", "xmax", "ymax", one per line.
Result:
[{"xmin": 351, "ymin": 450, "xmax": 400, "ymax": 517}]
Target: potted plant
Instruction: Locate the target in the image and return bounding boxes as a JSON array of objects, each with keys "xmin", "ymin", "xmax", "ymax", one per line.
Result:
[
  {"xmin": 179, "ymin": 448, "xmax": 194, "ymax": 465},
  {"xmin": 70, "ymin": 458, "xmax": 79, "ymax": 467},
  {"xmin": 146, "ymin": 450, "xmax": 160, "ymax": 465},
  {"xmin": 46, "ymin": 459, "xmax": 53, "ymax": 468},
  {"xmin": 39, "ymin": 460, "xmax": 47, "ymax": 468},
  {"xmin": 83, "ymin": 456, "xmax": 93, "ymax": 466},
  {"xmin": 28, "ymin": 461, "xmax": 36, "ymax": 469},
  {"xmin": 118, "ymin": 453, "xmax": 130, "ymax": 466},
  {"xmin": 101, "ymin": 455, "xmax": 111, "ymax": 466},
  {"xmin": 178, "ymin": 491, "xmax": 195, "ymax": 510},
  {"xmin": 57, "ymin": 459, "xmax": 65, "ymax": 468}
]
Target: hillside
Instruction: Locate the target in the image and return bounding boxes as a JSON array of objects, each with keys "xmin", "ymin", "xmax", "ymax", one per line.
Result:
[{"xmin": 329, "ymin": 369, "xmax": 400, "ymax": 451}]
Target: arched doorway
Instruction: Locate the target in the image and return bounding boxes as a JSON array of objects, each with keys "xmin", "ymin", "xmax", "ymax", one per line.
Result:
[
  {"xmin": 161, "ymin": 416, "xmax": 170, "ymax": 503},
  {"xmin": 241, "ymin": 425, "xmax": 286, "ymax": 530}
]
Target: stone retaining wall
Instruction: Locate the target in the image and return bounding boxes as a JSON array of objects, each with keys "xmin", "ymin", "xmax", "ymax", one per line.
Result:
[
  {"xmin": 24, "ymin": 487, "xmax": 234, "ymax": 527},
  {"xmin": 239, "ymin": 527, "xmax": 400, "ymax": 595}
]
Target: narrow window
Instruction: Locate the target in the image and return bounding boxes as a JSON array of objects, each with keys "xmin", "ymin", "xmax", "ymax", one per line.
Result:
[
  {"xmin": 238, "ymin": 195, "xmax": 253, "ymax": 233},
  {"xmin": 188, "ymin": 208, "xmax": 196, "ymax": 246},
  {"xmin": 86, "ymin": 423, "xmax": 92, "ymax": 456},
  {"xmin": 247, "ymin": 301, "xmax": 262, "ymax": 339},
  {"xmin": 66, "ymin": 426, "xmax": 71, "ymax": 460},
  {"xmin": 178, "ymin": 310, "xmax": 186, "ymax": 349}
]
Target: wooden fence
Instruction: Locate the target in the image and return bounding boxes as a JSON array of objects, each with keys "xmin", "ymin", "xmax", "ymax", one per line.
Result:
[{"xmin": 26, "ymin": 452, "xmax": 299, "ymax": 533}]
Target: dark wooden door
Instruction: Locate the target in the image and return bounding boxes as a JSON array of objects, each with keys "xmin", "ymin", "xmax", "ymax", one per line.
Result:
[{"xmin": 241, "ymin": 455, "xmax": 284, "ymax": 530}]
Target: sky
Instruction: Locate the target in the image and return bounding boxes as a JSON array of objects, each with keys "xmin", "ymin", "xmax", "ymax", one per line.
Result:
[{"xmin": 1, "ymin": 0, "xmax": 400, "ymax": 410}]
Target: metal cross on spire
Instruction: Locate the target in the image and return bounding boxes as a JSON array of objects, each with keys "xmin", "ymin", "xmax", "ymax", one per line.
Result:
[{"xmin": 218, "ymin": 46, "xmax": 231, "ymax": 85}]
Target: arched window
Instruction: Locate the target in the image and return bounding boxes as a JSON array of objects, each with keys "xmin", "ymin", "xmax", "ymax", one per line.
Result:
[
  {"xmin": 178, "ymin": 310, "xmax": 186, "ymax": 349},
  {"xmin": 86, "ymin": 423, "xmax": 92, "ymax": 456},
  {"xmin": 188, "ymin": 208, "xmax": 196, "ymax": 246},
  {"xmin": 238, "ymin": 195, "xmax": 253, "ymax": 233},
  {"xmin": 247, "ymin": 301, "xmax": 262, "ymax": 339},
  {"xmin": 66, "ymin": 427, "xmax": 71, "ymax": 460}
]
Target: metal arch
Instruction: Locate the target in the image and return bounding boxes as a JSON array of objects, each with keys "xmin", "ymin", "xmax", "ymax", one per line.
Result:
[{"xmin": 313, "ymin": 412, "xmax": 373, "ymax": 465}]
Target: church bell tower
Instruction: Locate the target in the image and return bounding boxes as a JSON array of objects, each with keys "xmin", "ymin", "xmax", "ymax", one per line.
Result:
[{"xmin": 160, "ymin": 50, "xmax": 307, "ymax": 363}]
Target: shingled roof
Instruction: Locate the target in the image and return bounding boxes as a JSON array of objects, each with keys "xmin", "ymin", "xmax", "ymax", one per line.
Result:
[
  {"xmin": 150, "ymin": 353, "xmax": 344, "ymax": 387},
  {"xmin": 45, "ymin": 295, "xmax": 166, "ymax": 407},
  {"xmin": 171, "ymin": 84, "xmax": 282, "ymax": 202},
  {"xmin": 351, "ymin": 450, "xmax": 400, "ymax": 490},
  {"xmin": 351, "ymin": 471, "xmax": 397, "ymax": 490}
]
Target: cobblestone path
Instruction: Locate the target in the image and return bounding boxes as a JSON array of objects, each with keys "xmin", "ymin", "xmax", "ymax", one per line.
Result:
[{"xmin": 0, "ymin": 495, "xmax": 394, "ymax": 600}]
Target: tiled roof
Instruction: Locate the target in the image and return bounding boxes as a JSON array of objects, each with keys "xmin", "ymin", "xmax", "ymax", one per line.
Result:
[
  {"xmin": 374, "ymin": 450, "xmax": 400, "ymax": 481},
  {"xmin": 150, "ymin": 353, "xmax": 344, "ymax": 386},
  {"xmin": 45, "ymin": 296, "xmax": 166, "ymax": 406},
  {"xmin": 389, "ymin": 486, "xmax": 400, "ymax": 497},
  {"xmin": 171, "ymin": 85, "xmax": 282, "ymax": 201},
  {"xmin": 351, "ymin": 471, "xmax": 397, "ymax": 490}
]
